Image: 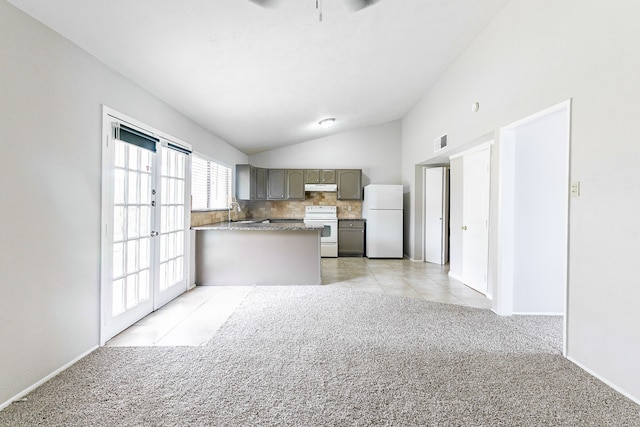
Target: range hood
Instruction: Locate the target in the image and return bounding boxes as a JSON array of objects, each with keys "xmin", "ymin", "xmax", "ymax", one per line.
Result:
[{"xmin": 305, "ymin": 183, "xmax": 337, "ymax": 192}]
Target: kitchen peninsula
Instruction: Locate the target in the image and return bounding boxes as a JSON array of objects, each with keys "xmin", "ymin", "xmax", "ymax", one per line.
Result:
[{"xmin": 193, "ymin": 221, "xmax": 323, "ymax": 286}]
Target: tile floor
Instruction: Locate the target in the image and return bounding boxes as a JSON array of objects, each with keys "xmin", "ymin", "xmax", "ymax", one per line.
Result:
[
  {"xmin": 106, "ymin": 258, "xmax": 490, "ymax": 347},
  {"xmin": 321, "ymin": 257, "xmax": 491, "ymax": 309}
]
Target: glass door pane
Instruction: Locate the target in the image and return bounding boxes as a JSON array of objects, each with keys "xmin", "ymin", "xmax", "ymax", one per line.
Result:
[
  {"xmin": 156, "ymin": 146, "xmax": 188, "ymax": 307},
  {"xmin": 103, "ymin": 138, "xmax": 156, "ymax": 340},
  {"xmin": 112, "ymin": 140, "xmax": 155, "ymax": 316}
]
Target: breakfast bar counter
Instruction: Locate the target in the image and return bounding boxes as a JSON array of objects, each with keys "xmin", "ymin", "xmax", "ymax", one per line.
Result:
[{"xmin": 193, "ymin": 221, "xmax": 322, "ymax": 286}]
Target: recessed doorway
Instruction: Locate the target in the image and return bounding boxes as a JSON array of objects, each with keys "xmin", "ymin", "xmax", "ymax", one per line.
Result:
[{"xmin": 496, "ymin": 100, "xmax": 571, "ymax": 325}]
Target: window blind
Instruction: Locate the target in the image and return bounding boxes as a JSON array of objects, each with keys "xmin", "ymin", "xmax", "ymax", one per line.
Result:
[
  {"xmin": 191, "ymin": 154, "xmax": 232, "ymax": 210},
  {"xmin": 115, "ymin": 124, "xmax": 159, "ymax": 152}
]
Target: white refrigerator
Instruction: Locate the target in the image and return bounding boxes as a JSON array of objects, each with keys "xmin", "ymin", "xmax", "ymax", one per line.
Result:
[{"xmin": 363, "ymin": 185, "xmax": 403, "ymax": 258}]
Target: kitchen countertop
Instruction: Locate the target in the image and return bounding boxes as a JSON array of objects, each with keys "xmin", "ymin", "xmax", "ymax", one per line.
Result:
[{"xmin": 191, "ymin": 220, "xmax": 323, "ymax": 232}]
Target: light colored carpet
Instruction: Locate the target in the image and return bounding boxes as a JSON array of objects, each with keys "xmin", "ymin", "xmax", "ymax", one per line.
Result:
[{"xmin": 1, "ymin": 286, "xmax": 638, "ymax": 426}]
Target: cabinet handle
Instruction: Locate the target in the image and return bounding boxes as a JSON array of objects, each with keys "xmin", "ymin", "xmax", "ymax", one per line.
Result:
[{"xmin": 461, "ymin": 226, "xmax": 467, "ymax": 230}]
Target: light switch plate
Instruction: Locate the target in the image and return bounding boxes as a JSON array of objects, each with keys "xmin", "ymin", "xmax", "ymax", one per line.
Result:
[{"xmin": 570, "ymin": 181, "xmax": 580, "ymax": 197}]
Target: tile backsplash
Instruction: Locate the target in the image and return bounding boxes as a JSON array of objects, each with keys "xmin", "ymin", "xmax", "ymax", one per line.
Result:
[
  {"xmin": 190, "ymin": 192, "xmax": 362, "ymax": 227},
  {"xmin": 246, "ymin": 192, "xmax": 362, "ymax": 220},
  {"xmin": 190, "ymin": 201, "xmax": 249, "ymax": 227}
]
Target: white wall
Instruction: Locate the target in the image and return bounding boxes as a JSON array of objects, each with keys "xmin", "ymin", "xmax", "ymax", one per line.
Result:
[
  {"xmin": 249, "ymin": 121, "xmax": 402, "ymax": 186},
  {"xmin": 402, "ymin": 0, "xmax": 640, "ymax": 401},
  {"xmin": 0, "ymin": 1, "xmax": 247, "ymax": 407},
  {"xmin": 511, "ymin": 109, "xmax": 568, "ymax": 314}
]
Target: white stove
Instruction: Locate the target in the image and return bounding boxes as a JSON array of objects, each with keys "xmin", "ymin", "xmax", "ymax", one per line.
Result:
[{"xmin": 304, "ymin": 206, "xmax": 338, "ymax": 258}]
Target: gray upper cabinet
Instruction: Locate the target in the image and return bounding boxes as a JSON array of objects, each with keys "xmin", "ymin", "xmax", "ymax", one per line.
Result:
[
  {"xmin": 239, "ymin": 165, "xmax": 359, "ymax": 200},
  {"xmin": 235, "ymin": 164, "xmax": 252, "ymax": 200},
  {"xmin": 337, "ymin": 169, "xmax": 362, "ymax": 200},
  {"xmin": 255, "ymin": 168, "xmax": 268, "ymax": 200},
  {"xmin": 320, "ymin": 169, "xmax": 336, "ymax": 184},
  {"xmin": 267, "ymin": 169, "xmax": 286, "ymax": 200},
  {"xmin": 236, "ymin": 164, "xmax": 268, "ymax": 200},
  {"xmin": 305, "ymin": 169, "xmax": 336, "ymax": 184},
  {"xmin": 286, "ymin": 169, "xmax": 305, "ymax": 200}
]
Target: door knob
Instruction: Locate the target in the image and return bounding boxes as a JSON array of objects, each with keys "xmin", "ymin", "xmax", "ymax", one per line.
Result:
[{"xmin": 461, "ymin": 226, "xmax": 467, "ymax": 230}]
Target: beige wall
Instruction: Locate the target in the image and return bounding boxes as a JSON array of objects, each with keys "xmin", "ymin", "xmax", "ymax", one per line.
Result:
[{"xmin": 402, "ymin": 0, "xmax": 640, "ymax": 401}]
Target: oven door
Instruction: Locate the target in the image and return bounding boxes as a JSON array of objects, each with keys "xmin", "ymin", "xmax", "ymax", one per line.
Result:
[{"xmin": 304, "ymin": 219, "xmax": 337, "ymax": 244}]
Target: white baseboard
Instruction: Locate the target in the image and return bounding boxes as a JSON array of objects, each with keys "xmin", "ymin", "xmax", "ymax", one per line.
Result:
[
  {"xmin": 448, "ymin": 271, "xmax": 464, "ymax": 282},
  {"xmin": 567, "ymin": 356, "xmax": 640, "ymax": 406},
  {"xmin": 0, "ymin": 345, "xmax": 99, "ymax": 411},
  {"xmin": 512, "ymin": 312, "xmax": 564, "ymax": 316}
]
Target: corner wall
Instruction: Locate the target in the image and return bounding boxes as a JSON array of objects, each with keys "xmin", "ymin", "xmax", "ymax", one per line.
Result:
[
  {"xmin": 0, "ymin": 1, "xmax": 247, "ymax": 406},
  {"xmin": 402, "ymin": 0, "xmax": 640, "ymax": 401}
]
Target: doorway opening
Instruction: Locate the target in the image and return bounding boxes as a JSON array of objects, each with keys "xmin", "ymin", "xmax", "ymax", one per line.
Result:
[
  {"xmin": 496, "ymin": 100, "xmax": 571, "ymax": 353},
  {"xmin": 423, "ymin": 166, "xmax": 449, "ymax": 265}
]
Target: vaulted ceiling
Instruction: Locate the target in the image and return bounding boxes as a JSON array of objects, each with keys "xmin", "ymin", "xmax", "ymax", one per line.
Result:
[{"xmin": 8, "ymin": 0, "xmax": 510, "ymax": 154}]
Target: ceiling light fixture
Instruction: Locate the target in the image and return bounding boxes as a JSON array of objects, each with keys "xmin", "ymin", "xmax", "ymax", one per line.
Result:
[{"xmin": 319, "ymin": 118, "xmax": 336, "ymax": 128}]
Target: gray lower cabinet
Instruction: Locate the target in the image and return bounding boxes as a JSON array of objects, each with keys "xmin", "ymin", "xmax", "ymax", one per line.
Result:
[
  {"xmin": 337, "ymin": 169, "xmax": 362, "ymax": 200},
  {"xmin": 286, "ymin": 169, "xmax": 305, "ymax": 200},
  {"xmin": 338, "ymin": 220, "xmax": 365, "ymax": 256},
  {"xmin": 268, "ymin": 169, "xmax": 286, "ymax": 199}
]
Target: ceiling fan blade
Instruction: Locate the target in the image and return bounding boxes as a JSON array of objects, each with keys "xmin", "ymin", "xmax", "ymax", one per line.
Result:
[{"xmin": 346, "ymin": 0, "xmax": 381, "ymax": 11}]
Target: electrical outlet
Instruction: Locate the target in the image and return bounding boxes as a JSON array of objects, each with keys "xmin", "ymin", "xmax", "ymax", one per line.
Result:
[{"xmin": 570, "ymin": 181, "xmax": 580, "ymax": 197}]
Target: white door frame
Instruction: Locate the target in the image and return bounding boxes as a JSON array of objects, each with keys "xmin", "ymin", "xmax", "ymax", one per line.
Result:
[
  {"xmin": 100, "ymin": 106, "xmax": 192, "ymax": 345},
  {"xmin": 496, "ymin": 99, "xmax": 571, "ymax": 355}
]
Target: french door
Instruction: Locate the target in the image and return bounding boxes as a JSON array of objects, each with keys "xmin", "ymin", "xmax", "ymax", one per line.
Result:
[{"xmin": 101, "ymin": 116, "xmax": 190, "ymax": 343}]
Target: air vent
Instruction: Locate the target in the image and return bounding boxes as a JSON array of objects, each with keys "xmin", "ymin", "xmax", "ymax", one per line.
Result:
[{"xmin": 434, "ymin": 134, "xmax": 448, "ymax": 152}]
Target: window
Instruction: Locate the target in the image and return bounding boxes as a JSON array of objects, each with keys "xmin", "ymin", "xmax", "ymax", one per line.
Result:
[{"xmin": 191, "ymin": 154, "xmax": 232, "ymax": 210}]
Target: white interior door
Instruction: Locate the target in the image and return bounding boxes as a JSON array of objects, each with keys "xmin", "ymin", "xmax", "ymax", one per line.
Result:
[
  {"xmin": 424, "ymin": 167, "xmax": 446, "ymax": 264},
  {"xmin": 101, "ymin": 117, "xmax": 190, "ymax": 343},
  {"xmin": 461, "ymin": 148, "xmax": 491, "ymax": 294}
]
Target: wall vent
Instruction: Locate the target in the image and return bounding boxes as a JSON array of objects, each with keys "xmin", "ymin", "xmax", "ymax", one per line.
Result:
[{"xmin": 434, "ymin": 134, "xmax": 448, "ymax": 152}]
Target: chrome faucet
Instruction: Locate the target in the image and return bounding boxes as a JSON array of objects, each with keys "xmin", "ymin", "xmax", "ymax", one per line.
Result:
[{"xmin": 228, "ymin": 202, "xmax": 241, "ymax": 222}]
